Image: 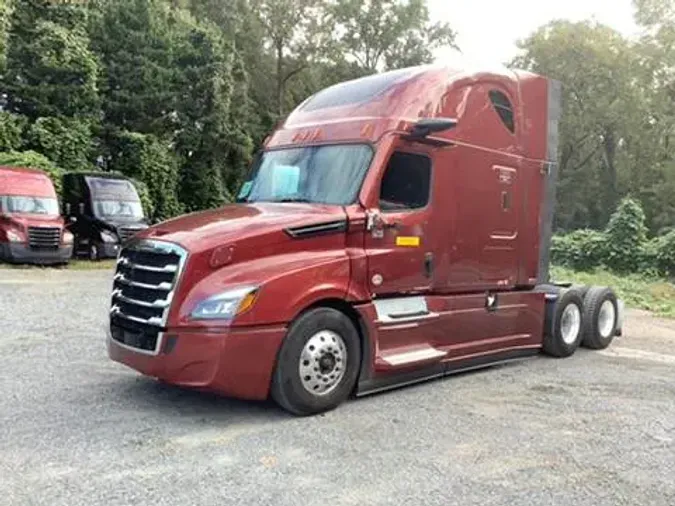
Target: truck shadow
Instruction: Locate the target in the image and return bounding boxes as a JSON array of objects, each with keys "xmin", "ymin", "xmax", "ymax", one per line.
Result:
[{"xmin": 113, "ymin": 375, "xmax": 290, "ymax": 422}]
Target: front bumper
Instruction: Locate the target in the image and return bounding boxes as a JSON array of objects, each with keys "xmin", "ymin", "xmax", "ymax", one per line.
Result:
[
  {"xmin": 0, "ymin": 242, "xmax": 73, "ymax": 265},
  {"xmin": 107, "ymin": 324, "xmax": 287, "ymax": 400}
]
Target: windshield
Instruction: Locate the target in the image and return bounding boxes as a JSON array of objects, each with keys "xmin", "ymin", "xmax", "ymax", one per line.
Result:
[
  {"xmin": 0, "ymin": 195, "xmax": 59, "ymax": 215},
  {"xmin": 94, "ymin": 200, "xmax": 144, "ymax": 220},
  {"xmin": 237, "ymin": 144, "xmax": 373, "ymax": 205}
]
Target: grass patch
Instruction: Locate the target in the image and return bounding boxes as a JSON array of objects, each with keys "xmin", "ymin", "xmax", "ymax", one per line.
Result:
[
  {"xmin": 551, "ymin": 265, "xmax": 675, "ymax": 318},
  {"xmin": 0, "ymin": 259, "xmax": 116, "ymax": 271}
]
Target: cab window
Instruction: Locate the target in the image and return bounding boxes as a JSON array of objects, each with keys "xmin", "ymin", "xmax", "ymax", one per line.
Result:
[{"xmin": 379, "ymin": 152, "xmax": 431, "ymax": 211}]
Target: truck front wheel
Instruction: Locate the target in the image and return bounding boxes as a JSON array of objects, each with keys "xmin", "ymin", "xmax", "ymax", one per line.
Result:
[{"xmin": 271, "ymin": 307, "xmax": 361, "ymax": 416}]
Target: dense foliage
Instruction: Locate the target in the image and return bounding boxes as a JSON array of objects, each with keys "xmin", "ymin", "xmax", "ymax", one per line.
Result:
[
  {"xmin": 0, "ymin": 0, "xmax": 453, "ymax": 222},
  {"xmin": 513, "ymin": 0, "xmax": 675, "ymax": 234},
  {"xmin": 0, "ymin": 0, "xmax": 673, "ymax": 248},
  {"xmin": 552, "ymin": 197, "xmax": 675, "ymax": 278}
]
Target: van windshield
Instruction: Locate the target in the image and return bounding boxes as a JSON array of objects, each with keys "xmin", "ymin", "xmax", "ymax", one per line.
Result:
[
  {"xmin": 94, "ymin": 200, "xmax": 144, "ymax": 220},
  {"xmin": 0, "ymin": 195, "xmax": 59, "ymax": 215},
  {"xmin": 236, "ymin": 144, "xmax": 373, "ymax": 205}
]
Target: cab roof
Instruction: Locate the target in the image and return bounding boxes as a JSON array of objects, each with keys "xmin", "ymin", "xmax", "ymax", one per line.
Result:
[
  {"xmin": 265, "ymin": 61, "xmax": 552, "ymax": 162},
  {"xmin": 0, "ymin": 165, "xmax": 51, "ymax": 176}
]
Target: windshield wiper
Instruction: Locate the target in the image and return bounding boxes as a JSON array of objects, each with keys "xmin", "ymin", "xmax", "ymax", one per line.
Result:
[{"xmin": 276, "ymin": 197, "xmax": 312, "ymax": 203}]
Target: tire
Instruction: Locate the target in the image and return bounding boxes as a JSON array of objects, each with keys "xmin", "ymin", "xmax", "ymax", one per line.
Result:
[
  {"xmin": 542, "ymin": 288, "xmax": 585, "ymax": 358},
  {"xmin": 271, "ymin": 307, "xmax": 361, "ymax": 416},
  {"xmin": 581, "ymin": 286, "xmax": 618, "ymax": 350},
  {"xmin": 571, "ymin": 284, "xmax": 591, "ymax": 300}
]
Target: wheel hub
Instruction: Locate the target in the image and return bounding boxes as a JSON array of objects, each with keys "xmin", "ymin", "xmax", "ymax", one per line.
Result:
[
  {"xmin": 319, "ymin": 353, "xmax": 336, "ymax": 374},
  {"xmin": 598, "ymin": 299, "xmax": 616, "ymax": 338},
  {"xmin": 298, "ymin": 330, "xmax": 347, "ymax": 396},
  {"xmin": 561, "ymin": 303, "xmax": 581, "ymax": 345}
]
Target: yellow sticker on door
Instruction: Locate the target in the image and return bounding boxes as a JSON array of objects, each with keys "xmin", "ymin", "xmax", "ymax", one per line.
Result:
[{"xmin": 396, "ymin": 236, "xmax": 421, "ymax": 247}]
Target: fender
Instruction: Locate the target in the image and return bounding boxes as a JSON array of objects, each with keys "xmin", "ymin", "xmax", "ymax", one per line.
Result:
[{"xmin": 171, "ymin": 249, "xmax": 356, "ymax": 328}]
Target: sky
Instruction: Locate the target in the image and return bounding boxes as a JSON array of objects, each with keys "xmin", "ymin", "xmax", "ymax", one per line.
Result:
[{"xmin": 429, "ymin": 0, "xmax": 640, "ymax": 66}]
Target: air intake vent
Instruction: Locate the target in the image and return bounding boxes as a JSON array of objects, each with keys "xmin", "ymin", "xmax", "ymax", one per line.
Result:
[{"xmin": 285, "ymin": 220, "xmax": 347, "ymax": 239}]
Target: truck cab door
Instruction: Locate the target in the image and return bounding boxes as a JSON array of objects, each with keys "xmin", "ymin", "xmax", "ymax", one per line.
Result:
[{"xmin": 364, "ymin": 149, "xmax": 435, "ymax": 296}]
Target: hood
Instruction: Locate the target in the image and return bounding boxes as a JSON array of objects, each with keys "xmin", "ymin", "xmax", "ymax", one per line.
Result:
[
  {"xmin": 135, "ymin": 202, "xmax": 349, "ymax": 255},
  {"xmin": 1, "ymin": 213, "xmax": 64, "ymax": 229},
  {"xmin": 94, "ymin": 216, "xmax": 148, "ymax": 229}
]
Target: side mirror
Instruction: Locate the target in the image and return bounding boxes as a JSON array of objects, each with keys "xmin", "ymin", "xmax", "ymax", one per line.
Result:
[{"xmin": 407, "ymin": 118, "xmax": 457, "ymax": 140}]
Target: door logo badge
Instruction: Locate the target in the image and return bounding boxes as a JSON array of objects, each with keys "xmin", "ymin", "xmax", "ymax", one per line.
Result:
[{"xmin": 372, "ymin": 274, "xmax": 383, "ymax": 286}]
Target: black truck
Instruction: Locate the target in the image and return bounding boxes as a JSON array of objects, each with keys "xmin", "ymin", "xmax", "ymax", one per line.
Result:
[{"xmin": 62, "ymin": 173, "xmax": 149, "ymax": 260}]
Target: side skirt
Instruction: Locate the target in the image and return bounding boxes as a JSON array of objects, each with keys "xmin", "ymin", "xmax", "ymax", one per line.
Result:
[{"xmin": 355, "ymin": 347, "xmax": 540, "ymax": 397}]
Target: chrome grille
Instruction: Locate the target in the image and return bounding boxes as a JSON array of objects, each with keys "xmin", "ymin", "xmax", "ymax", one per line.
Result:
[
  {"xmin": 28, "ymin": 227, "xmax": 61, "ymax": 250},
  {"xmin": 109, "ymin": 239, "xmax": 188, "ymax": 354}
]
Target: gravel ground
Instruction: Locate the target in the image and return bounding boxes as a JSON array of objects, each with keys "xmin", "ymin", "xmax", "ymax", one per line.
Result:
[{"xmin": 1, "ymin": 268, "xmax": 675, "ymax": 506}]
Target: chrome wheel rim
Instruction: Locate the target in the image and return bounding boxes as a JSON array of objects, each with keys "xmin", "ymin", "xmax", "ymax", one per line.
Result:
[
  {"xmin": 598, "ymin": 300, "xmax": 616, "ymax": 338},
  {"xmin": 298, "ymin": 330, "xmax": 347, "ymax": 396},
  {"xmin": 561, "ymin": 303, "xmax": 581, "ymax": 345}
]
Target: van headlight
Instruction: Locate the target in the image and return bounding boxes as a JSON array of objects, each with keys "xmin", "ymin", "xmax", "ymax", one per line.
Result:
[
  {"xmin": 101, "ymin": 230, "xmax": 118, "ymax": 243},
  {"xmin": 190, "ymin": 286, "xmax": 259, "ymax": 320}
]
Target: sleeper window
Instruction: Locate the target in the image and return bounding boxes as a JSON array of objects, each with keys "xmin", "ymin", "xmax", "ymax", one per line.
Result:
[
  {"xmin": 489, "ymin": 90, "xmax": 515, "ymax": 134},
  {"xmin": 379, "ymin": 152, "xmax": 431, "ymax": 211}
]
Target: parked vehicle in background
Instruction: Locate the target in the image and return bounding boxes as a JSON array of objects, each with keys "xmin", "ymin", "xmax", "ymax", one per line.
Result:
[
  {"xmin": 106, "ymin": 63, "xmax": 625, "ymax": 416},
  {"xmin": 62, "ymin": 173, "xmax": 149, "ymax": 260},
  {"xmin": 0, "ymin": 166, "xmax": 73, "ymax": 265}
]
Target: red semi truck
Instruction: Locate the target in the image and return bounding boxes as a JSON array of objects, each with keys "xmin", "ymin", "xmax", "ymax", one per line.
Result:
[
  {"xmin": 0, "ymin": 166, "xmax": 73, "ymax": 264},
  {"xmin": 107, "ymin": 64, "xmax": 624, "ymax": 416}
]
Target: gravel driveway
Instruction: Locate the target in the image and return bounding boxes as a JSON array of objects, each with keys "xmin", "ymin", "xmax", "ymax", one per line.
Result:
[{"xmin": 2, "ymin": 268, "xmax": 675, "ymax": 506}]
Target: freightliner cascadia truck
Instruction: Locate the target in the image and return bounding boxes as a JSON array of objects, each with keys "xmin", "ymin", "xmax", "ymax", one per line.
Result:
[
  {"xmin": 106, "ymin": 63, "xmax": 625, "ymax": 416},
  {"xmin": 0, "ymin": 166, "xmax": 73, "ymax": 265}
]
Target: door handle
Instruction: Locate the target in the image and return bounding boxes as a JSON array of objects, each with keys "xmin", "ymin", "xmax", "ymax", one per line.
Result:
[{"xmin": 424, "ymin": 252, "xmax": 433, "ymax": 278}]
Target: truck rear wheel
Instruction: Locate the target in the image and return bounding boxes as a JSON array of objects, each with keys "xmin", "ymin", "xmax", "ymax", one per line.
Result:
[
  {"xmin": 542, "ymin": 288, "xmax": 584, "ymax": 358},
  {"xmin": 271, "ymin": 307, "xmax": 361, "ymax": 416},
  {"xmin": 581, "ymin": 286, "xmax": 618, "ymax": 350}
]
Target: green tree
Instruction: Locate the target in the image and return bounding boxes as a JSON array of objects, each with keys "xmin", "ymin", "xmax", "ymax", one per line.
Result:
[
  {"xmin": 26, "ymin": 116, "xmax": 93, "ymax": 172},
  {"xmin": 3, "ymin": 0, "xmax": 99, "ymax": 120},
  {"xmin": 0, "ymin": 111, "xmax": 27, "ymax": 152},
  {"xmin": 92, "ymin": 0, "xmax": 251, "ymax": 211},
  {"xmin": 250, "ymin": 0, "xmax": 330, "ymax": 116},
  {"xmin": 512, "ymin": 21, "xmax": 647, "ymax": 231},
  {"xmin": 105, "ymin": 131, "xmax": 183, "ymax": 222},
  {"xmin": 0, "ymin": 0, "xmax": 12, "ymax": 74},
  {"xmin": 329, "ymin": 0, "xmax": 457, "ymax": 72}
]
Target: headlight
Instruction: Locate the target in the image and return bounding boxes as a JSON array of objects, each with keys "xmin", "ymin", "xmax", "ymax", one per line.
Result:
[
  {"xmin": 190, "ymin": 285, "xmax": 259, "ymax": 320},
  {"xmin": 6, "ymin": 230, "xmax": 23, "ymax": 243},
  {"xmin": 101, "ymin": 230, "xmax": 118, "ymax": 243},
  {"xmin": 62, "ymin": 231, "xmax": 74, "ymax": 245}
]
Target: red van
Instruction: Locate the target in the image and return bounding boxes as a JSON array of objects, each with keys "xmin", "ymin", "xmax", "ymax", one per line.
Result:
[
  {"xmin": 0, "ymin": 166, "xmax": 73, "ymax": 264},
  {"xmin": 107, "ymin": 64, "xmax": 624, "ymax": 416}
]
